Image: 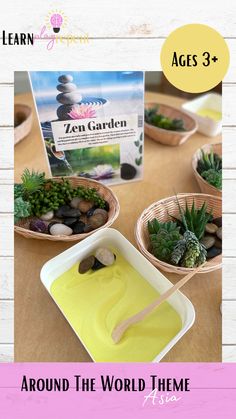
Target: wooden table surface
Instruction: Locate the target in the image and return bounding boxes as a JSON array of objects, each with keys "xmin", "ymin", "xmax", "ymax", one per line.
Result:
[{"xmin": 14, "ymin": 91, "xmax": 222, "ymax": 362}]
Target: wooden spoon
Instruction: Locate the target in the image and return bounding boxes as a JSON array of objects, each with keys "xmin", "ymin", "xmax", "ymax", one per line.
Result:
[{"xmin": 111, "ymin": 263, "xmax": 206, "ymax": 344}]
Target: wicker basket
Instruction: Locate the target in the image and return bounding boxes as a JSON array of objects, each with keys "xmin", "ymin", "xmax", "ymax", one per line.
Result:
[
  {"xmin": 15, "ymin": 177, "xmax": 120, "ymax": 241},
  {"xmin": 135, "ymin": 193, "xmax": 222, "ymax": 274},
  {"xmin": 14, "ymin": 104, "xmax": 33, "ymax": 145},
  {"xmin": 192, "ymin": 142, "xmax": 222, "ymax": 197},
  {"xmin": 145, "ymin": 103, "xmax": 198, "ymax": 146}
]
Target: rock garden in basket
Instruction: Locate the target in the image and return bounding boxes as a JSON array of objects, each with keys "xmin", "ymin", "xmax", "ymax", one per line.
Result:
[
  {"xmin": 147, "ymin": 198, "xmax": 222, "ymax": 268},
  {"xmin": 14, "ymin": 169, "xmax": 118, "ymax": 238}
]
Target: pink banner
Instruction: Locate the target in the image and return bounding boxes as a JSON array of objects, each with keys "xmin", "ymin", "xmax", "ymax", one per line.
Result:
[{"xmin": 0, "ymin": 363, "xmax": 235, "ymax": 419}]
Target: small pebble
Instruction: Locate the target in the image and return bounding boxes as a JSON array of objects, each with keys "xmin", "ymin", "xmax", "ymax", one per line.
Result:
[
  {"xmin": 93, "ymin": 208, "xmax": 108, "ymax": 223},
  {"xmin": 89, "ymin": 213, "xmax": 107, "ymax": 229},
  {"xmin": 84, "ymin": 224, "xmax": 94, "ymax": 233},
  {"xmin": 207, "ymin": 246, "xmax": 222, "ymax": 259},
  {"xmin": 62, "ymin": 208, "xmax": 81, "ymax": 218},
  {"xmin": 95, "ymin": 247, "xmax": 115, "ymax": 266},
  {"xmin": 213, "ymin": 217, "xmax": 222, "ymax": 228},
  {"xmin": 47, "ymin": 221, "xmax": 58, "ymax": 233},
  {"xmin": 205, "ymin": 223, "xmax": 218, "ymax": 234},
  {"xmin": 50, "ymin": 223, "xmax": 73, "ymax": 236},
  {"xmin": 29, "ymin": 219, "xmax": 47, "ymax": 233},
  {"xmin": 55, "ymin": 205, "xmax": 71, "ymax": 218},
  {"xmin": 216, "ymin": 227, "xmax": 222, "ymax": 240},
  {"xmin": 78, "ymin": 200, "xmax": 94, "ymax": 213},
  {"xmin": 63, "ymin": 217, "xmax": 77, "ymax": 227},
  {"xmin": 73, "ymin": 221, "xmax": 85, "ymax": 234},
  {"xmin": 70, "ymin": 197, "xmax": 82, "ymax": 209},
  {"xmin": 40, "ymin": 210, "xmax": 54, "ymax": 221},
  {"xmin": 79, "ymin": 255, "xmax": 95, "ymax": 274},
  {"xmin": 214, "ymin": 238, "xmax": 222, "ymax": 249},
  {"xmin": 92, "ymin": 258, "xmax": 105, "ymax": 271},
  {"xmin": 200, "ymin": 235, "xmax": 215, "ymax": 250}
]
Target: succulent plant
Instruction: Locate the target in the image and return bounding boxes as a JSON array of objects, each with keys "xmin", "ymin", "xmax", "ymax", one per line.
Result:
[
  {"xmin": 201, "ymin": 168, "xmax": 222, "ymax": 190},
  {"xmin": 14, "ymin": 183, "xmax": 24, "ymax": 199},
  {"xmin": 195, "ymin": 244, "xmax": 207, "ymax": 266},
  {"xmin": 197, "ymin": 148, "xmax": 222, "ymax": 190},
  {"xmin": 197, "ymin": 148, "xmax": 222, "ymax": 174},
  {"xmin": 171, "ymin": 239, "xmax": 186, "ymax": 265},
  {"xmin": 169, "ymin": 197, "xmax": 208, "ymax": 268},
  {"xmin": 148, "ymin": 219, "xmax": 179, "ymax": 235},
  {"xmin": 181, "ymin": 231, "xmax": 201, "ymax": 268},
  {"xmin": 176, "ymin": 200, "xmax": 212, "ymax": 240},
  {"xmin": 171, "ymin": 231, "xmax": 207, "ymax": 268},
  {"xmin": 145, "ymin": 106, "xmax": 185, "ymax": 131},
  {"xmin": 14, "ymin": 197, "xmax": 31, "ymax": 223},
  {"xmin": 21, "ymin": 169, "xmax": 46, "ymax": 197},
  {"xmin": 148, "ymin": 219, "xmax": 182, "ymax": 263}
]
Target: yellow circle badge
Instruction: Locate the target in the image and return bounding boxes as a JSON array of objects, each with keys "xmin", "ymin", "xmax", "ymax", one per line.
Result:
[{"xmin": 160, "ymin": 24, "xmax": 230, "ymax": 93}]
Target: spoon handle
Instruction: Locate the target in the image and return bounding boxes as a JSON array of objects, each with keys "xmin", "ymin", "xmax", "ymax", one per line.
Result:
[{"xmin": 111, "ymin": 263, "xmax": 205, "ymax": 344}]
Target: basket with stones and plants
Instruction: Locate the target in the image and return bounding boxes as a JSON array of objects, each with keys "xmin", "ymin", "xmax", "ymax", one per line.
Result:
[
  {"xmin": 14, "ymin": 169, "xmax": 120, "ymax": 241},
  {"xmin": 144, "ymin": 103, "xmax": 197, "ymax": 146},
  {"xmin": 192, "ymin": 143, "xmax": 222, "ymax": 197},
  {"xmin": 135, "ymin": 193, "xmax": 222, "ymax": 274}
]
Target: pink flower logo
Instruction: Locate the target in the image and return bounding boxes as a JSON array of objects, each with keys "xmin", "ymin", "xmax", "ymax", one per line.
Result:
[{"xmin": 68, "ymin": 104, "xmax": 96, "ymax": 119}]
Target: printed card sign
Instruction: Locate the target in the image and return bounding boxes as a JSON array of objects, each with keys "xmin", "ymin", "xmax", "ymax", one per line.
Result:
[
  {"xmin": 29, "ymin": 71, "xmax": 144, "ymax": 185},
  {"xmin": 51, "ymin": 114, "xmax": 139, "ymax": 151}
]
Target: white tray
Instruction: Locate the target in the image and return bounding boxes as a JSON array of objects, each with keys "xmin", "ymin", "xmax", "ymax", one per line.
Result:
[
  {"xmin": 40, "ymin": 228, "xmax": 195, "ymax": 362},
  {"xmin": 182, "ymin": 93, "xmax": 222, "ymax": 137}
]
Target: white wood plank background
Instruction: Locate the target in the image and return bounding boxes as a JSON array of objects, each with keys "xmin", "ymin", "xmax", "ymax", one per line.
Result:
[{"xmin": 0, "ymin": 0, "xmax": 235, "ymax": 362}]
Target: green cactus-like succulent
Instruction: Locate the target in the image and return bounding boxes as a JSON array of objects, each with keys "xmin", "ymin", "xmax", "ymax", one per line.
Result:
[
  {"xmin": 171, "ymin": 230, "xmax": 207, "ymax": 268},
  {"xmin": 180, "ymin": 231, "xmax": 206, "ymax": 268},
  {"xmin": 171, "ymin": 239, "xmax": 186, "ymax": 265}
]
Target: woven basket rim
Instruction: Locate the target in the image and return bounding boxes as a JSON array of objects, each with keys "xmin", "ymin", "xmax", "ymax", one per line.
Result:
[
  {"xmin": 14, "ymin": 176, "xmax": 120, "ymax": 241},
  {"xmin": 192, "ymin": 142, "xmax": 222, "ymax": 194},
  {"xmin": 135, "ymin": 193, "xmax": 222, "ymax": 273}
]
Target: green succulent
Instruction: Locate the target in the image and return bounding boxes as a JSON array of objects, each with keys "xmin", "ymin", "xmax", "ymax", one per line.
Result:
[
  {"xmin": 170, "ymin": 197, "xmax": 209, "ymax": 268},
  {"xmin": 21, "ymin": 169, "xmax": 46, "ymax": 197},
  {"xmin": 181, "ymin": 231, "xmax": 201, "ymax": 268},
  {"xmin": 145, "ymin": 106, "xmax": 185, "ymax": 132},
  {"xmin": 177, "ymin": 231, "xmax": 206, "ymax": 268},
  {"xmin": 176, "ymin": 199, "xmax": 212, "ymax": 240},
  {"xmin": 148, "ymin": 218, "xmax": 181, "ymax": 263},
  {"xmin": 196, "ymin": 148, "xmax": 222, "ymax": 190},
  {"xmin": 201, "ymin": 168, "xmax": 222, "ymax": 190},
  {"xmin": 28, "ymin": 180, "xmax": 106, "ymax": 216},
  {"xmin": 148, "ymin": 219, "xmax": 179, "ymax": 235},
  {"xmin": 195, "ymin": 244, "xmax": 207, "ymax": 266},
  {"xmin": 197, "ymin": 148, "xmax": 222, "ymax": 174},
  {"xmin": 14, "ymin": 197, "xmax": 31, "ymax": 223},
  {"xmin": 14, "ymin": 183, "xmax": 24, "ymax": 199},
  {"xmin": 171, "ymin": 239, "xmax": 186, "ymax": 265}
]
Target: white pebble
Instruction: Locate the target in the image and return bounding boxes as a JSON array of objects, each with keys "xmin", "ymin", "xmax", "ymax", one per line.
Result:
[
  {"xmin": 95, "ymin": 247, "xmax": 115, "ymax": 266},
  {"xmin": 40, "ymin": 211, "xmax": 54, "ymax": 221},
  {"xmin": 50, "ymin": 223, "xmax": 73, "ymax": 236}
]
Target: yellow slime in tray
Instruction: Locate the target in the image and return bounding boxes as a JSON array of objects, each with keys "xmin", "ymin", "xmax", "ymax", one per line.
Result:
[
  {"xmin": 50, "ymin": 251, "xmax": 182, "ymax": 362},
  {"xmin": 196, "ymin": 108, "xmax": 221, "ymax": 121}
]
